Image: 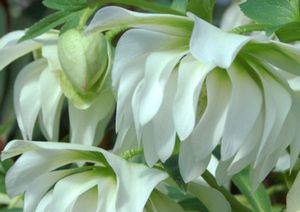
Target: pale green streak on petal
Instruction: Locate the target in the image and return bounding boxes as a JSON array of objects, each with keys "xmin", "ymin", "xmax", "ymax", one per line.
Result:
[
  {"xmin": 188, "ymin": 182, "xmax": 231, "ymax": 212},
  {"xmin": 173, "ymin": 54, "xmax": 214, "ymax": 140},
  {"xmin": 14, "ymin": 59, "xmax": 46, "ymax": 140},
  {"xmin": 86, "ymin": 6, "xmax": 192, "ymax": 36},
  {"xmin": 39, "ymin": 67, "xmax": 64, "ymax": 141},
  {"xmin": 287, "ymin": 171, "xmax": 300, "ymax": 212},
  {"xmin": 189, "ymin": 13, "xmax": 251, "ymax": 68},
  {"xmin": 69, "ymin": 89, "xmax": 115, "ymax": 145}
]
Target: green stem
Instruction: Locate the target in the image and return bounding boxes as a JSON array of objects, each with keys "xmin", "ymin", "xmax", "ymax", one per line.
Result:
[
  {"xmin": 121, "ymin": 148, "xmax": 143, "ymax": 160},
  {"xmin": 202, "ymin": 171, "xmax": 253, "ymax": 212},
  {"xmin": 95, "ymin": 0, "xmax": 184, "ymax": 15},
  {"xmin": 78, "ymin": 7, "xmax": 97, "ymax": 30},
  {"xmin": 231, "ymin": 24, "xmax": 267, "ymax": 34}
]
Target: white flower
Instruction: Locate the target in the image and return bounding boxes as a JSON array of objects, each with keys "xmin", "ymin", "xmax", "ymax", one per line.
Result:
[
  {"xmin": 1, "ymin": 140, "xmax": 168, "ymax": 212},
  {"xmin": 0, "ymin": 30, "xmax": 115, "ymax": 145},
  {"xmin": 287, "ymin": 171, "xmax": 300, "ymax": 212},
  {"xmin": 87, "ymin": 6, "xmax": 300, "ymax": 189}
]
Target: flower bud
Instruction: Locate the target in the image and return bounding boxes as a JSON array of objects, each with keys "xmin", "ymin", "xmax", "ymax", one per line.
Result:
[{"xmin": 58, "ymin": 29, "xmax": 109, "ymax": 95}]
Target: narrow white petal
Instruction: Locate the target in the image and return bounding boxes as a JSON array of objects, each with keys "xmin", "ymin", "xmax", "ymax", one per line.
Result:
[
  {"xmin": 187, "ymin": 69, "xmax": 231, "ymax": 163},
  {"xmin": 141, "ymin": 122, "xmax": 160, "ymax": 167},
  {"xmin": 35, "ymin": 190, "xmax": 53, "ymax": 212},
  {"xmin": 14, "ymin": 59, "xmax": 46, "ymax": 139},
  {"xmin": 179, "ymin": 141, "xmax": 211, "ymax": 182},
  {"xmin": 72, "ymin": 187, "xmax": 98, "ymax": 212},
  {"xmin": 69, "ymin": 89, "xmax": 115, "ymax": 145},
  {"xmin": 188, "ymin": 182, "xmax": 231, "ymax": 212},
  {"xmin": 112, "ymin": 28, "xmax": 187, "ymax": 88},
  {"xmin": 24, "ymin": 168, "xmax": 81, "ymax": 212},
  {"xmin": 103, "ymin": 152, "xmax": 168, "ymax": 212},
  {"xmin": 39, "ymin": 67, "xmax": 63, "ymax": 140},
  {"xmin": 173, "ymin": 54, "xmax": 215, "ymax": 140},
  {"xmin": 189, "ymin": 13, "xmax": 251, "ymax": 68},
  {"xmin": 152, "ymin": 72, "xmax": 177, "ymax": 162},
  {"xmin": 86, "ymin": 6, "xmax": 191, "ymax": 36},
  {"xmin": 287, "ymin": 171, "xmax": 300, "ymax": 212},
  {"xmin": 137, "ymin": 50, "xmax": 185, "ymax": 125},
  {"xmin": 51, "ymin": 170, "xmax": 103, "ymax": 212},
  {"xmin": 221, "ymin": 62, "xmax": 263, "ymax": 160}
]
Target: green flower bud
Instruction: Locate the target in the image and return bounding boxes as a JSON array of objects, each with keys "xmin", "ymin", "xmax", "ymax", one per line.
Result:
[
  {"xmin": 57, "ymin": 29, "xmax": 112, "ymax": 109},
  {"xmin": 58, "ymin": 29, "xmax": 109, "ymax": 94}
]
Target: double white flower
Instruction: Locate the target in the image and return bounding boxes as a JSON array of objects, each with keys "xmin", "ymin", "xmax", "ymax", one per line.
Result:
[
  {"xmin": 0, "ymin": 30, "xmax": 114, "ymax": 145},
  {"xmin": 2, "ymin": 140, "xmax": 168, "ymax": 212},
  {"xmin": 87, "ymin": 6, "xmax": 300, "ymax": 188}
]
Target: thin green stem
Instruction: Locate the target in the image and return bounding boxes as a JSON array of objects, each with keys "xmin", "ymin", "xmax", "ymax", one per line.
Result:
[
  {"xmin": 95, "ymin": 0, "xmax": 184, "ymax": 15},
  {"xmin": 202, "ymin": 171, "xmax": 253, "ymax": 212},
  {"xmin": 231, "ymin": 24, "xmax": 267, "ymax": 34},
  {"xmin": 121, "ymin": 148, "xmax": 143, "ymax": 160},
  {"xmin": 78, "ymin": 7, "xmax": 97, "ymax": 30}
]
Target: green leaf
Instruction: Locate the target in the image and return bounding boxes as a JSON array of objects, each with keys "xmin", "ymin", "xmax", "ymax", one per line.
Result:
[
  {"xmin": 232, "ymin": 168, "xmax": 272, "ymax": 212},
  {"xmin": 276, "ymin": 21, "xmax": 300, "ymax": 42},
  {"xmin": 0, "ymin": 209, "xmax": 23, "ymax": 212},
  {"xmin": 171, "ymin": 0, "xmax": 188, "ymax": 13},
  {"xmin": 178, "ymin": 198, "xmax": 209, "ymax": 212},
  {"xmin": 163, "ymin": 155, "xmax": 187, "ymax": 191},
  {"xmin": 240, "ymin": 0, "xmax": 298, "ymax": 26},
  {"xmin": 186, "ymin": 0, "xmax": 215, "ymax": 22},
  {"xmin": 20, "ymin": 10, "xmax": 82, "ymax": 41},
  {"xmin": 43, "ymin": 0, "xmax": 87, "ymax": 10}
]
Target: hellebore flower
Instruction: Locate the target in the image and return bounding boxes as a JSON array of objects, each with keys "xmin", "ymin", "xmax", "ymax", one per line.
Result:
[
  {"xmin": 0, "ymin": 30, "xmax": 115, "ymax": 145},
  {"xmin": 86, "ymin": 6, "xmax": 300, "ymax": 188},
  {"xmin": 1, "ymin": 140, "xmax": 168, "ymax": 212}
]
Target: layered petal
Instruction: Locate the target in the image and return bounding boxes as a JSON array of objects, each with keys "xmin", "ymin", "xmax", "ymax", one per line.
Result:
[{"xmin": 86, "ymin": 6, "xmax": 192, "ymax": 36}]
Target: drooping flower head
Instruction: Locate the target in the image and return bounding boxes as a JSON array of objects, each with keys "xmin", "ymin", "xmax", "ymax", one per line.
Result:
[
  {"xmin": 0, "ymin": 29, "xmax": 115, "ymax": 146},
  {"xmin": 86, "ymin": 6, "xmax": 300, "ymax": 188},
  {"xmin": 2, "ymin": 140, "xmax": 168, "ymax": 212}
]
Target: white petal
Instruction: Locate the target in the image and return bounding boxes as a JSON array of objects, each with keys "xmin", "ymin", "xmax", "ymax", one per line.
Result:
[
  {"xmin": 221, "ymin": 61, "xmax": 263, "ymax": 160},
  {"xmin": 152, "ymin": 72, "xmax": 177, "ymax": 162},
  {"xmin": 14, "ymin": 59, "xmax": 46, "ymax": 139},
  {"xmin": 36, "ymin": 190, "xmax": 53, "ymax": 212},
  {"xmin": 103, "ymin": 152, "xmax": 168, "ymax": 212},
  {"xmin": 137, "ymin": 50, "xmax": 185, "ymax": 125},
  {"xmin": 188, "ymin": 182, "xmax": 231, "ymax": 212},
  {"xmin": 253, "ymin": 67, "xmax": 292, "ymax": 166},
  {"xmin": 24, "ymin": 168, "xmax": 81, "ymax": 212},
  {"xmin": 69, "ymin": 89, "xmax": 115, "ymax": 145},
  {"xmin": 287, "ymin": 171, "xmax": 300, "ymax": 212},
  {"xmin": 0, "ymin": 31, "xmax": 41, "ymax": 71},
  {"xmin": 51, "ymin": 169, "xmax": 104, "ymax": 212},
  {"xmin": 173, "ymin": 54, "xmax": 214, "ymax": 140},
  {"xmin": 187, "ymin": 69, "xmax": 231, "ymax": 163},
  {"xmin": 179, "ymin": 141, "xmax": 211, "ymax": 182},
  {"xmin": 86, "ymin": 6, "xmax": 191, "ymax": 36},
  {"xmin": 72, "ymin": 187, "xmax": 98, "ymax": 212},
  {"xmin": 189, "ymin": 13, "xmax": 251, "ymax": 68},
  {"xmin": 39, "ymin": 67, "xmax": 63, "ymax": 140}
]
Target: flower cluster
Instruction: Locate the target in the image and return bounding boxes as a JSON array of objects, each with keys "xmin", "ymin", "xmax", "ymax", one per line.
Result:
[{"xmin": 1, "ymin": 2, "xmax": 300, "ymax": 212}]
